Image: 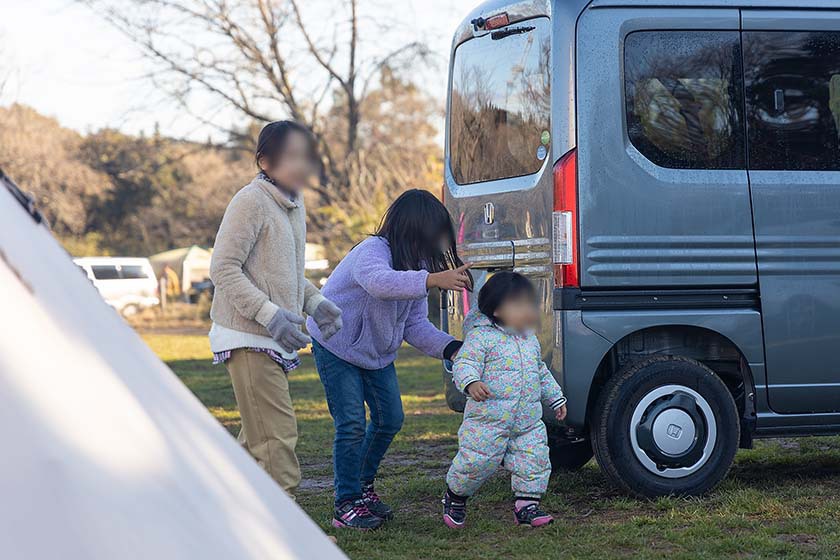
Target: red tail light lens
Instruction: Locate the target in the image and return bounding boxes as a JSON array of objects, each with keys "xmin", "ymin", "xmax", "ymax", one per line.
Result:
[
  {"xmin": 485, "ymin": 13, "xmax": 510, "ymax": 30},
  {"xmin": 552, "ymin": 148, "xmax": 579, "ymax": 288}
]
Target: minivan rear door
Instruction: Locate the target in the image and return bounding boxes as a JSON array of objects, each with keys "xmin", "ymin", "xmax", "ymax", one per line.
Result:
[
  {"xmin": 742, "ymin": 11, "xmax": 840, "ymax": 414},
  {"xmin": 444, "ymin": 5, "xmax": 576, "ymax": 342}
]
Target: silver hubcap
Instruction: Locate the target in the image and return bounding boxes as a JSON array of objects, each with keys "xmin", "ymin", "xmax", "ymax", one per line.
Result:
[
  {"xmin": 651, "ymin": 408, "xmax": 696, "ymax": 456},
  {"xmin": 629, "ymin": 385, "xmax": 717, "ymax": 479}
]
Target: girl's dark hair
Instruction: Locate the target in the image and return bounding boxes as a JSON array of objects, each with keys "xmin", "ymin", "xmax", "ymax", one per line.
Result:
[
  {"xmin": 375, "ymin": 189, "xmax": 472, "ymax": 288},
  {"xmin": 478, "ymin": 272, "xmax": 536, "ymax": 324},
  {"xmin": 255, "ymin": 120, "xmax": 317, "ymax": 169}
]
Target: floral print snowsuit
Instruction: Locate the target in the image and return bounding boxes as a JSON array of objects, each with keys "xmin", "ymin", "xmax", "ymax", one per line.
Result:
[{"xmin": 446, "ymin": 310, "xmax": 567, "ymax": 498}]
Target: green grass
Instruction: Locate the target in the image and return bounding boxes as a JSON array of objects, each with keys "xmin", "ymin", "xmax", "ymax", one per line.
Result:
[{"xmin": 144, "ymin": 333, "xmax": 840, "ymax": 559}]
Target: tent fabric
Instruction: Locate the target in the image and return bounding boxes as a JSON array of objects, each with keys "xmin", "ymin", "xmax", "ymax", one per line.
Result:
[
  {"xmin": 149, "ymin": 245, "xmax": 213, "ymax": 287},
  {"xmin": 0, "ymin": 181, "xmax": 345, "ymax": 560}
]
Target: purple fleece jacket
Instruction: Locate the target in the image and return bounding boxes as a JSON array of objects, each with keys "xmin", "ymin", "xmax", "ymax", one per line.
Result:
[{"xmin": 307, "ymin": 236, "xmax": 454, "ymax": 370}]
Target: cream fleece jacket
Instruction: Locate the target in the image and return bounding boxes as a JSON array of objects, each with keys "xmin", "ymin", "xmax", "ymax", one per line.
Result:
[{"xmin": 209, "ymin": 175, "xmax": 325, "ymax": 337}]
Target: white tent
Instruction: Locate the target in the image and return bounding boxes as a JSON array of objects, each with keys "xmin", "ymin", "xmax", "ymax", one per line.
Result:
[{"xmin": 0, "ymin": 175, "xmax": 345, "ymax": 560}]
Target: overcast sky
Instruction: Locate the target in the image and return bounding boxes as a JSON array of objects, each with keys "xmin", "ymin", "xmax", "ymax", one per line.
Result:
[{"xmin": 0, "ymin": 0, "xmax": 476, "ymax": 140}]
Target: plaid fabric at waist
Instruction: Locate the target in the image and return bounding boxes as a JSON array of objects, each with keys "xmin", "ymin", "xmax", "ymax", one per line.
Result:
[{"xmin": 213, "ymin": 348, "xmax": 301, "ymax": 373}]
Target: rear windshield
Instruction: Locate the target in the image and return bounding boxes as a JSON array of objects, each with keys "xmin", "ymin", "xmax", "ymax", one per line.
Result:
[{"xmin": 449, "ymin": 17, "xmax": 551, "ymax": 185}]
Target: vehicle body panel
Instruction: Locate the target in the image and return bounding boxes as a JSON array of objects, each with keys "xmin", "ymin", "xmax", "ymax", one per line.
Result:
[
  {"xmin": 75, "ymin": 257, "xmax": 159, "ymax": 313},
  {"xmin": 589, "ymin": 0, "xmax": 840, "ymax": 8},
  {"xmin": 444, "ymin": 0, "xmax": 840, "ymax": 438},
  {"xmin": 576, "ymin": 7, "xmax": 756, "ymax": 288},
  {"xmin": 443, "ymin": 0, "xmax": 590, "ymax": 399},
  {"xmin": 741, "ymin": 10, "xmax": 840, "ymax": 414}
]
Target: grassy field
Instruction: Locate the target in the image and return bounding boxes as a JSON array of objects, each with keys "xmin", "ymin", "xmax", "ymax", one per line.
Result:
[{"xmin": 145, "ymin": 333, "xmax": 840, "ymax": 559}]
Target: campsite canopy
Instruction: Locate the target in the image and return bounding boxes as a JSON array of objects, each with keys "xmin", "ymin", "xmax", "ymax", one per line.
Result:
[
  {"xmin": 0, "ymin": 172, "xmax": 345, "ymax": 559},
  {"xmin": 149, "ymin": 245, "xmax": 213, "ymax": 294}
]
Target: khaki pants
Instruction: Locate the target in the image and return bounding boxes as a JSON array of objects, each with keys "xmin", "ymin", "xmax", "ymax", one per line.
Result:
[{"xmin": 226, "ymin": 349, "xmax": 301, "ymax": 496}]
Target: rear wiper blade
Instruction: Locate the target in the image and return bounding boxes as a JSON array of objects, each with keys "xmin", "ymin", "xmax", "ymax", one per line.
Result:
[{"xmin": 491, "ymin": 25, "xmax": 534, "ymax": 40}]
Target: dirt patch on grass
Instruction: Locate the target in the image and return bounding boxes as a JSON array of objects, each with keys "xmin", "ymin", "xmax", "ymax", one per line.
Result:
[
  {"xmin": 298, "ymin": 439, "xmax": 455, "ymax": 495},
  {"xmin": 776, "ymin": 533, "xmax": 819, "ymax": 551},
  {"xmin": 299, "ymin": 476, "xmax": 334, "ymax": 492}
]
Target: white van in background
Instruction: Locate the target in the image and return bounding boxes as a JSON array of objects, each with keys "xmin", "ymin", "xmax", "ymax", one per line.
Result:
[{"xmin": 75, "ymin": 257, "xmax": 160, "ymax": 316}]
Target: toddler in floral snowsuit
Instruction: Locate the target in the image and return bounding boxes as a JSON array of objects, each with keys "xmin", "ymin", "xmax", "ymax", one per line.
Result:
[{"xmin": 443, "ymin": 272, "xmax": 567, "ymax": 529}]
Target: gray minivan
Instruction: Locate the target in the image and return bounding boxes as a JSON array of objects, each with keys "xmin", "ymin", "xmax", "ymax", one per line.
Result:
[{"xmin": 441, "ymin": 0, "xmax": 840, "ymax": 497}]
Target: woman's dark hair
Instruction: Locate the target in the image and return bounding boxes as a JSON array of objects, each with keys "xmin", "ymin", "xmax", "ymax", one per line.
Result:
[
  {"xmin": 255, "ymin": 120, "xmax": 317, "ymax": 169},
  {"xmin": 375, "ymin": 189, "xmax": 472, "ymax": 288},
  {"xmin": 478, "ymin": 272, "xmax": 537, "ymax": 324}
]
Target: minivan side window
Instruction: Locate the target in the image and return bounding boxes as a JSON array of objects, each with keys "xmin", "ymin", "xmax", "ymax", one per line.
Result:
[
  {"xmin": 121, "ymin": 265, "xmax": 149, "ymax": 279},
  {"xmin": 91, "ymin": 265, "xmax": 120, "ymax": 280},
  {"xmin": 624, "ymin": 31, "xmax": 745, "ymax": 170},
  {"xmin": 744, "ymin": 32, "xmax": 840, "ymax": 171}
]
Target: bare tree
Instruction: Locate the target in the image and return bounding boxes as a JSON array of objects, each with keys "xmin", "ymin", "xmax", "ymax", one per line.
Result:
[{"xmin": 79, "ymin": 0, "xmax": 431, "ymax": 210}]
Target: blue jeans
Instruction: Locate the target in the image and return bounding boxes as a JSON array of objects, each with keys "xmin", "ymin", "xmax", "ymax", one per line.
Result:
[{"xmin": 312, "ymin": 340, "xmax": 405, "ymax": 505}]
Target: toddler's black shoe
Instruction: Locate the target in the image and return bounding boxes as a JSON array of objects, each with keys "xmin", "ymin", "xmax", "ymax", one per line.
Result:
[
  {"xmin": 362, "ymin": 482, "xmax": 394, "ymax": 520},
  {"xmin": 332, "ymin": 499, "xmax": 383, "ymax": 530},
  {"xmin": 442, "ymin": 488, "xmax": 467, "ymax": 529},
  {"xmin": 514, "ymin": 502, "xmax": 554, "ymax": 528}
]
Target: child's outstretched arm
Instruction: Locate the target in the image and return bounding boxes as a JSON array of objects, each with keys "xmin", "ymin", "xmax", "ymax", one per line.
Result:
[
  {"xmin": 352, "ymin": 240, "xmax": 473, "ymax": 302},
  {"xmin": 403, "ymin": 295, "xmax": 456, "ymax": 359},
  {"xmin": 539, "ymin": 361, "xmax": 567, "ymax": 413},
  {"xmin": 352, "ymin": 241, "xmax": 430, "ymax": 301}
]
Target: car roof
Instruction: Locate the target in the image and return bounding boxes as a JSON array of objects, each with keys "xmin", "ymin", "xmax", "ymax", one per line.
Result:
[
  {"xmin": 73, "ymin": 257, "xmax": 153, "ymax": 265},
  {"xmin": 589, "ymin": 0, "xmax": 839, "ymax": 8}
]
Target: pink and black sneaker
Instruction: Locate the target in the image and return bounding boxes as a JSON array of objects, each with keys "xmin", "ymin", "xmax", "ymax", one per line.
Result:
[
  {"xmin": 362, "ymin": 482, "xmax": 394, "ymax": 521},
  {"xmin": 513, "ymin": 501, "xmax": 554, "ymax": 528},
  {"xmin": 332, "ymin": 499, "xmax": 383, "ymax": 530},
  {"xmin": 442, "ymin": 488, "xmax": 467, "ymax": 529}
]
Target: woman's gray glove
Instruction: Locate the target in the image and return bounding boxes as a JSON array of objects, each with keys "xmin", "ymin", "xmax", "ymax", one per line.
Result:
[
  {"xmin": 266, "ymin": 309, "xmax": 311, "ymax": 352},
  {"xmin": 312, "ymin": 299, "xmax": 343, "ymax": 340}
]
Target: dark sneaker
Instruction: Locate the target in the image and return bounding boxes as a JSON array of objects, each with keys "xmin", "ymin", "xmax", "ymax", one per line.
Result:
[
  {"xmin": 362, "ymin": 483, "xmax": 394, "ymax": 520},
  {"xmin": 514, "ymin": 502, "xmax": 554, "ymax": 528},
  {"xmin": 442, "ymin": 489, "xmax": 467, "ymax": 529},
  {"xmin": 332, "ymin": 499, "xmax": 383, "ymax": 530}
]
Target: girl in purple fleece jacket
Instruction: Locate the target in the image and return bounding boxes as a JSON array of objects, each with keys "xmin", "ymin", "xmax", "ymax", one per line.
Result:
[{"xmin": 307, "ymin": 189, "xmax": 472, "ymax": 530}]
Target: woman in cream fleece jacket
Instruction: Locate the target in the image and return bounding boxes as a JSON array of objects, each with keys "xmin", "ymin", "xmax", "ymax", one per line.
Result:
[{"xmin": 209, "ymin": 121, "xmax": 342, "ymax": 495}]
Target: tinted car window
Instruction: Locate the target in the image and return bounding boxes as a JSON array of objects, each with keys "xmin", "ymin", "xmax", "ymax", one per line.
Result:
[
  {"xmin": 624, "ymin": 31, "xmax": 745, "ymax": 169},
  {"xmin": 91, "ymin": 265, "xmax": 120, "ymax": 280},
  {"xmin": 449, "ymin": 17, "xmax": 551, "ymax": 185},
  {"xmin": 121, "ymin": 265, "xmax": 149, "ymax": 279},
  {"xmin": 744, "ymin": 32, "xmax": 840, "ymax": 171}
]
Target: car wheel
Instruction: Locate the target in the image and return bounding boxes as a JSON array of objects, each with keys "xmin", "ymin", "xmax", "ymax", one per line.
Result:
[
  {"xmin": 591, "ymin": 355, "xmax": 739, "ymax": 498},
  {"xmin": 548, "ymin": 427, "xmax": 593, "ymax": 471},
  {"xmin": 121, "ymin": 304, "xmax": 140, "ymax": 317}
]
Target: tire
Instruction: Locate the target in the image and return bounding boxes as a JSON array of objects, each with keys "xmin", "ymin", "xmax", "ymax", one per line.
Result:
[
  {"xmin": 548, "ymin": 430, "xmax": 594, "ymax": 472},
  {"xmin": 121, "ymin": 304, "xmax": 140, "ymax": 317},
  {"xmin": 591, "ymin": 355, "xmax": 739, "ymax": 498}
]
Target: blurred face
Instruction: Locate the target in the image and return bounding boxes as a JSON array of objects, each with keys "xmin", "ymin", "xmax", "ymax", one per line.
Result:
[
  {"xmin": 260, "ymin": 131, "xmax": 316, "ymax": 192},
  {"xmin": 493, "ymin": 293, "xmax": 539, "ymax": 333}
]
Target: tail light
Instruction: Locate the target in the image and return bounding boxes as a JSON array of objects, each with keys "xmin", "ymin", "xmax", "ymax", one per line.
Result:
[{"xmin": 552, "ymin": 148, "xmax": 579, "ymax": 288}]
